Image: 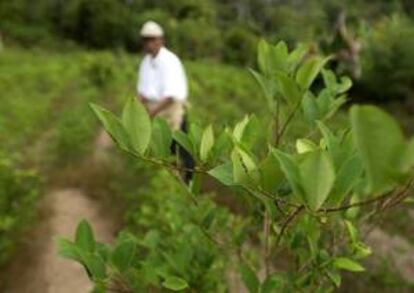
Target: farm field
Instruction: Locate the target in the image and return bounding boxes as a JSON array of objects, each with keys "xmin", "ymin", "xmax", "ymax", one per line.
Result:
[
  {"xmin": 0, "ymin": 47, "xmax": 414, "ymax": 292},
  {"xmin": 2, "ymin": 1, "xmax": 414, "ymax": 292}
]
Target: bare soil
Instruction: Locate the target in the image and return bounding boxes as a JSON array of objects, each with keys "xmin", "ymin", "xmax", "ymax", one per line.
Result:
[
  {"xmin": 0, "ymin": 129, "xmax": 117, "ymax": 293},
  {"xmin": 1, "ymin": 189, "xmax": 117, "ymax": 293}
]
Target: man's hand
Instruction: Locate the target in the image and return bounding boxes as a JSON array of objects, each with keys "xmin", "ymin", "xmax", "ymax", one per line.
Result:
[
  {"xmin": 138, "ymin": 95, "xmax": 148, "ymax": 104},
  {"xmin": 149, "ymin": 97, "xmax": 174, "ymax": 118},
  {"xmin": 138, "ymin": 95, "xmax": 151, "ymax": 114}
]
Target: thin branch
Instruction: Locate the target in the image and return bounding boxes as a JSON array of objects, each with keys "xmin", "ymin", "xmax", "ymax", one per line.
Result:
[
  {"xmin": 274, "ymin": 100, "xmax": 281, "ymax": 145},
  {"xmin": 382, "ymin": 180, "xmax": 413, "ymax": 210},
  {"xmin": 263, "ymin": 210, "xmax": 271, "ymax": 277},
  {"xmin": 252, "ymin": 186, "xmax": 301, "ymax": 209},
  {"xmin": 319, "ymin": 193, "xmax": 390, "ymax": 213},
  {"xmin": 128, "ymin": 147, "xmax": 414, "ymax": 218},
  {"xmin": 276, "ymin": 205, "xmax": 304, "ymax": 246},
  {"xmin": 276, "ymin": 99, "xmax": 302, "ymax": 143},
  {"xmin": 320, "ymin": 180, "xmax": 413, "ymax": 213}
]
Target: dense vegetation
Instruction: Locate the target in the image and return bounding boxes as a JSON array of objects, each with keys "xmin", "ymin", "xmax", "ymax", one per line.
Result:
[
  {"xmin": 3, "ymin": 1, "xmax": 414, "ymax": 103},
  {"xmin": 60, "ymin": 41, "xmax": 414, "ymax": 292},
  {"xmin": 1, "ymin": 1, "xmax": 414, "ymax": 292},
  {"xmin": 0, "ymin": 48, "xmax": 260, "ymax": 267}
]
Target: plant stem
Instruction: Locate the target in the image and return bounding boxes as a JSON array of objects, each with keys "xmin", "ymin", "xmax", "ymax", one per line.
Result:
[
  {"xmin": 263, "ymin": 209, "xmax": 271, "ymax": 277},
  {"xmin": 276, "ymin": 99, "xmax": 302, "ymax": 144},
  {"xmin": 276, "ymin": 205, "xmax": 304, "ymax": 246}
]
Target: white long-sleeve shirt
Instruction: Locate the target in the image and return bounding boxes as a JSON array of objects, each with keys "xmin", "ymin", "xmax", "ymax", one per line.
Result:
[{"xmin": 137, "ymin": 47, "xmax": 188, "ymax": 102}]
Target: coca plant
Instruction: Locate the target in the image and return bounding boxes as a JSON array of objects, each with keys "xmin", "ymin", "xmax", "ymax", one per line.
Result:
[{"xmin": 59, "ymin": 40, "xmax": 414, "ymax": 292}]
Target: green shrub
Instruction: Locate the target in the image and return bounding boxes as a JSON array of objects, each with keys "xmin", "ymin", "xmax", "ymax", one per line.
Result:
[
  {"xmin": 186, "ymin": 61, "xmax": 263, "ymax": 123},
  {"xmin": 60, "ymin": 40, "xmax": 414, "ymax": 292},
  {"xmin": 0, "ymin": 152, "xmax": 41, "ymax": 265},
  {"xmin": 173, "ymin": 18, "xmax": 222, "ymax": 60},
  {"xmin": 59, "ymin": 0, "xmax": 130, "ymax": 48},
  {"xmin": 222, "ymin": 26, "xmax": 258, "ymax": 66},
  {"xmin": 49, "ymin": 103, "xmax": 97, "ymax": 165},
  {"xmin": 361, "ymin": 15, "xmax": 414, "ymax": 101},
  {"xmin": 116, "ymin": 170, "xmax": 232, "ymax": 291}
]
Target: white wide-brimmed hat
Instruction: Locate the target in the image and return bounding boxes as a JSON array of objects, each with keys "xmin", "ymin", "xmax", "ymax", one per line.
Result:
[{"xmin": 140, "ymin": 21, "xmax": 164, "ymax": 37}]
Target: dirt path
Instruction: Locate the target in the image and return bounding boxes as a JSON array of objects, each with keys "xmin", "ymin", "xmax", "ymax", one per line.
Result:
[
  {"xmin": 1, "ymin": 189, "xmax": 117, "ymax": 293},
  {"xmin": 1, "ymin": 129, "xmax": 117, "ymax": 293},
  {"xmin": 366, "ymin": 227, "xmax": 414, "ymax": 281}
]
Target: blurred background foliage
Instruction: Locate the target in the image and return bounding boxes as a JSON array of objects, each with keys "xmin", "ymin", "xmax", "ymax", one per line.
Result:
[{"xmin": 2, "ymin": 0, "xmax": 414, "ymax": 103}]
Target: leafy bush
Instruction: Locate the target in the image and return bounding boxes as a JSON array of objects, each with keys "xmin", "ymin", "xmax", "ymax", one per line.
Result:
[
  {"xmin": 59, "ymin": 0, "xmax": 130, "ymax": 48},
  {"xmin": 96, "ymin": 170, "xmax": 232, "ymax": 291},
  {"xmin": 0, "ymin": 152, "xmax": 41, "ymax": 265},
  {"xmin": 173, "ymin": 18, "xmax": 222, "ymax": 60},
  {"xmin": 186, "ymin": 60, "xmax": 263, "ymax": 123},
  {"xmin": 361, "ymin": 15, "xmax": 414, "ymax": 101},
  {"xmin": 49, "ymin": 103, "xmax": 97, "ymax": 165},
  {"xmin": 222, "ymin": 26, "xmax": 258, "ymax": 66},
  {"xmin": 60, "ymin": 40, "xmax": 414, "ymax": 292}
]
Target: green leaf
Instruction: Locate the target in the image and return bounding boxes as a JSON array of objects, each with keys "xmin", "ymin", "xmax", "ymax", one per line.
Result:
[
  {"xmin": 302, "ymin": 92, "xmax": 320, "ymax": 123},
  {"xmin": 399, "ymin": 137, "xmax": 414, "ymax": 172},
  {"xmin": 241, "ymin": 115, "xmax": 261, "ymax": 149},
  {"xmin": 345, "ymin": 220, "xmax": 358, "ymax": 243},
  {"xmin": 350, "ymin": 105, "xmax": 406, "ymax": 194},
  {"xmin": 97, "ymin": 243, "xmax": 112, "ymax": 262},
  {"xmin": 322, "ymin": 69, "xmax": 337, "ymax": 89},
  {"xmin": 331, "ymin": 155, "xmax": 363, "ymax": 205},
  {"xmin": 231, "ymin": 147, "xmax": 258, "ymax": 185},
  {"xmin": 322, "ymin": 69, "xmax": 353, "ymax": 95},
  {"xmin": 151, "ymin": 117, "xmax": 172, "ymax": 159},
  {"xmin": 259, "ymin": 151, "xmax": 284, "ymax": 193},
  {"xmin": 287, "ymin": 43, "xmax": 309, "ymax": 73},
  {"xmin": 257, "ymin": 39, "xmax": 271, "ymax": 75},
  {"xmin": 200, "ymin": 125, "xmax": 214, "ymax": 161},
  {"xmin": 233, "ymin": 116, "xmax": 250, "ymax": 142},
  {"xmin": 333, "ymin": 257, "xmax": 365, "ymax": 272},
  {"xmin": 122, "ymin": 97, "xmax": 151, "ymax": 155},
  {"xmin": 325, "ymin": 269, "xmax": 341, "ymax": 287},
  {"xmin": 276, "ymin": 72, "xmax": 302, "ymax": 106},
  {"xmin": 337, "ymin": 76, "xmax": 353, "ymax": 94},
  {"xmin": 189, "ymin": 123, "xmax": 203, "ymax": 153},
  {"xmin": 111, "ymin": 240, "xmax": 136, "ymax": 273},
  {"xmin": 296, "ymin": 56, "xmax": 330, "ymax": 90},
  {"xmin": 296, "ymin": 138, "xmax": 317, "ymax": 154},
  {"xmin": 173, "ymin": 130, "xmax": 195, "ymax": 158},
  {"xmin": 317, "ymin": 121, "xmax": 341, "ymax": 165},
  {"xmin": 352, "ymin": 242, "xmax": 372, "ymax": 259},
  {"xmin": 270, "ymin": 41, "xmax": 289, "ymax": 72},
  {"xmin": 83, "ymin": 254, "xmax": 107, "ymax": 280},
  {"xmin": 299, "ymin": 150, "xmax": 335, "ymax": 210},
  {"xmin": 75, "ymin": 219, "xmax": 95, "ymax": 253},
  {"xmin": 240, "ymin": 263, "xmax": 260, "ymax": 293},
  {"xmin": 345, "ymin": 193, "xmax": 361, "ymax": 219},
  {"xmin": 249, "ymin": 68, "xmax": 275, "ymax": 108},
  {"xmin": 162, "ymin": 276, "xmax": 189, "ymax": 291},
  {"xmin": 211, "ymin": 130, "xmax": 232, "ymax": 161},
  {"xmin": 57, "ymin": 238, "xmax": 82, "ymax": 262},
  {"xmin": 208, "ymin": 163, "xmax": 235, "ymax": 186},
  {"xmin": 90, "ymin": 103, "xmax": 130, "ymax": 151},
  {"xmin": 273, "ymin": 149, "xmax": 304, "ymax": 199},
  {"xmin": 316, "ymin": 89, "xmax": 333, "ymax": 117}
]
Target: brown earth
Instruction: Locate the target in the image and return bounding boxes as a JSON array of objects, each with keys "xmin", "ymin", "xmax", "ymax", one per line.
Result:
[{"xmin": 0, "ymin": 129, "xmax": 117, "ymax": 293}]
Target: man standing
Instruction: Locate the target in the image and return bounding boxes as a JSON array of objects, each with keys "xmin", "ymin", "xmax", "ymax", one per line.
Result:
[
  {"xmin": 137, "ymin": 21, "xmax": 193, "ymax": 181},
  {"xmin": 137, "ymin": 20, "xmax": 188, "ymax": 131}
]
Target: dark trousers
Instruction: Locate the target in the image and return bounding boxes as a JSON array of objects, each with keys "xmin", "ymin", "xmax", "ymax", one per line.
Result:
[{"xmin": 170, "ymin": 115, "xmax": 194, "ymax": 183}]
